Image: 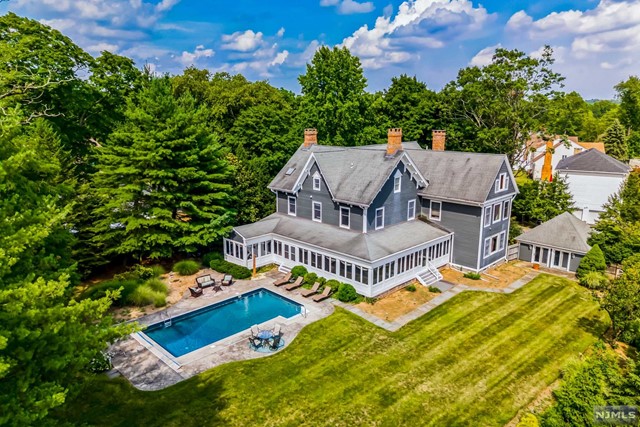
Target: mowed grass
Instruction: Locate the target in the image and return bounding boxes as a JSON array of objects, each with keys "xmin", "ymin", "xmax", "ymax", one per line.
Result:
[{"xmin": 54, "ymin": 274, "xmax": 607, "ymax": 427}]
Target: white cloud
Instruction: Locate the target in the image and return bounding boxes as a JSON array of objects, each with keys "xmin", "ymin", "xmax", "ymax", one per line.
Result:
[
  {"xmin": 277, "ymin": 27, "xmax": 285, "ymax": 37},
  {"xmin": 505, "ymin": 10, "xmax": 532, "ymax": 30},
  {"xmin": 178, "ymin": 45, "xmax": 215, "ymax": 66},
  {"xmin": 270, "ymin": 50, "xmax": 289, "ymax": 66},
  {"xmin": 156, "ymin": 0, "xmax": 180, "ymax": 12},
  {"xmin": 86, "ymin": 42, "xmax": 120, "ymax": 54},
  {"xmin": 341, "ymin": 0, "xmax": 492, "ymax": 68},
  {"xmin": 221, "ymin": 29, "xmax": 264, "ymax": 52},
  {"xmin": 321, "ymin": 0, "xmax": 374, "ymax": 14},
  {"xmin": 469, "ymin": 44, "xmax": 501, "ymax": 66}
]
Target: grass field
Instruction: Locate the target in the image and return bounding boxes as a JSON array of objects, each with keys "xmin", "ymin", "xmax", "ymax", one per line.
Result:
[{"xmin": 53, "ymin": 274, "xmax": 608, "ymax": 426}]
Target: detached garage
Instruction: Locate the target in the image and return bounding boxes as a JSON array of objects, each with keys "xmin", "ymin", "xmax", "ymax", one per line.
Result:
[{"xmin": 516, "ymin": 212, "xmax": 592, "ymax": 272}]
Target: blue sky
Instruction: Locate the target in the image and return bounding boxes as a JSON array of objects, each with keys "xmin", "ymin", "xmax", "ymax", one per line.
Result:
[{"xmin": 2, "ymin": 0, "xmax": 639, "ymax": 98}]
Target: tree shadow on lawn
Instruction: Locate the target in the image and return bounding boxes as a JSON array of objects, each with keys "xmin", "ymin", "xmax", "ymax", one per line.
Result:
[
  {"xmin": 51, "ymin": 375, "xmax": 229, "ymax": 427},
  {"xmin": 577, "ymin": 313, "xmax": 610, "ymax": 339}
]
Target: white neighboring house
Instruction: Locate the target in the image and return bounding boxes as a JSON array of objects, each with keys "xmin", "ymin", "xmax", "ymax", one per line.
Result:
[
  {"xmin": 556, "ymin": 148, "xmax": 631, "ymax": 224},
  {"xmin": 527, "ymin": 137, "xmax": 606, "ymax": 180}
]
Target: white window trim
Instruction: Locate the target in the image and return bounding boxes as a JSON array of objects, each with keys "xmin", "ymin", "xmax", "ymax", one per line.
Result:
[
  {"xmin": 407, "ymin": 199, "xmax": 416, "ymax": 221},
  {"xmin": 312, "ymin": 172, "xmax": 321, "ymax": 191},
  {"xmin": 492, "ymin": 202, "xmax": 502, "ymax": 224},
  {"xmin": 484, "ymin": 206, "xmax": 491, "ymax": 227},
  {"xmin": 502, "ymin": 200, "xmax": 510, "ymax": 219},
  {"xmin": 339, "ymin": 206, "xmax": 350, "ymax": 229},
  {"xmin": 429, "ymin": 200, "xmax": 441, "ymax": 221},
  {"xmin": 312, "ymin": 201, "xmax": 322, "ymax": 223},
  {"xmin": 494, "ymin": 172, "xmax": 509, "ymax": 193},
  {"xmin": 393, "ymin": 169, "xmax": 402, "ymax": 193},
  {"xmin": 375, "ymin": 207, "xmax": 385, "ymax": 230},
  {"xmin": 287, "ymin": 196, "xmax": 296, "ymax": 216},
  {"xmin": 483, "ymin": 231, "xmax": 506, "ymax": 258}
]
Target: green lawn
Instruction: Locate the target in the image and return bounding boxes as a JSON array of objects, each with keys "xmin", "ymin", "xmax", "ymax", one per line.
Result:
[{"xmin": 54, "ymin": 274, "xmax": 607, "ymax": 426}]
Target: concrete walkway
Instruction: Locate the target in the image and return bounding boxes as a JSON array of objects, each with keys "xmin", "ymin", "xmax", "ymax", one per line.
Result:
[
  {"xmin": 332, "ymin": 271, "xmax": 541, "ymax": 332},
  {"xmin": 109, "ymin": 270, "xmax": 334, "ymax": 391}
]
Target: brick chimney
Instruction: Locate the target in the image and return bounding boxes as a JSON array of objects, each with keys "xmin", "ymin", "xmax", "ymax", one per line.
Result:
[
  {"xmin": 303, "ymin": 128, "xmax": 318, "ymax": 149},
  {"xmin": 386, "ymin": 128, "xmax": 402, "ymax": 157},
  {"xmin": 432, "ymin": 130, "xmax": 446, "ymax": 151}
]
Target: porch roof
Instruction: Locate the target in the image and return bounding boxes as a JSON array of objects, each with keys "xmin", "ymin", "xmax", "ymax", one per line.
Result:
[{"xmin": 232, "ymin": 213, "xmax": 451, "ymax": 263}]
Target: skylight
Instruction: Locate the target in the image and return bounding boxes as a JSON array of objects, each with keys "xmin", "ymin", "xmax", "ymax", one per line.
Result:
[{"xmin": 285, "ymin": 167, "xmax": 296, "ymax": 176}]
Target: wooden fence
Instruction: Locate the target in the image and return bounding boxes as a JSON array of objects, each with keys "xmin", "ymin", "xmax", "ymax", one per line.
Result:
[{"xmin": 507, "ymin": 244, "xmax": 519, "ymax": 261}]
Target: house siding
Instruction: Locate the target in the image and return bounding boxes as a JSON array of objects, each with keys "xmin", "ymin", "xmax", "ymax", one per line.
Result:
[
  {"xmin": 486, "ymin": 160, "xmax": 517, "ymax": 201},
  {"xmin": 518, "ymin": 242, "xmax": 532, "ymax": 263},
  {"xmin": 569, "ymin": 253, "xmax": 583, "ymax": 272},
  {"xmin": 420, "ymin": 199, "xmax": 481, "ymax": 269},
  {"xmin": 480, "ymin": 203, "xmax": 510, "ymax": 269},
  {"xmin": 561, "ymin": 171, "xmax": 627, "ymax": 225},
  {"xmin": 367, "ymin": 162, "xmax": 418, "ymax": 231},
  {"xmin": 276, "ymin": 191, "xmax": 288, "ymax": 214}
]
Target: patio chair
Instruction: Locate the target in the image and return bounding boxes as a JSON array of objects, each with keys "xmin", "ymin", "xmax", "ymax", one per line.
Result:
[
  {"xmin": 221, "ymin": 275, "xmax": 234, "ymax": 286},
  {"xmin": 189, "ymin": 286, "xmax": 203, "ymax": 298},
  {"xmin": 312, "ymin": 286, "xmax": 332, "ymax": 302},
  {"xmin": 196, "ymin": 275, "xmax": 215, "ymax": 289},
  {"xmin": 272, "ymin": 323, "xmax": 281, "ymax": 337},
  {"xmin": 248, "ymin": 336, "xmax": 262, "ymax": 349},
  {"xmin": 250, "ymin": 324, "xmax": 261, "ymax": 337},
  {"xmin": 273, "ymin": 272, "xmax": 292, "ymax": 287},
  {"xmin": 301, "ymin": 282, "xmax": 320, "ymax": 298},
  {"xmin": 269, "ymin": 334, "xmax": 282, "ymax": 351},
  {"xmin": 284, "ymin": 276, "xmax": 303, "ymax": 291}
]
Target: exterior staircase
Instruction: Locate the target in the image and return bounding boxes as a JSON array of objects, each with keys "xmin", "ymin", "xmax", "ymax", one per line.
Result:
[
  {"xmin": 278, "ymin": 264, "xmax": 292, "ymax": 274},
  {"xmin": 416, "ymin": 262, "xmax": 443, "ymax": 287}
]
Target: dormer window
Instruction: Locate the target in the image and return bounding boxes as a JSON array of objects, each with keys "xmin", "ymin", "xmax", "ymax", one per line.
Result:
[
  {"xmin": 495, "ymin": 173, "xmax": 508, "ymax": 193},
  {"xmin": 393, "ymin": 170, "xmax": 402, "ymax": 193},
  {"xmin": 312, "ymin": 172, "xmax": 321, "ymax": 191}
]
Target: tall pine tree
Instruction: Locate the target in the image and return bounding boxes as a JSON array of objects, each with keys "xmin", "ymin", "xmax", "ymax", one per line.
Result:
[
  {"xmin": 603, "ymin": 119, "xmax": 628, "ymax": 161},
  {"xmin": 92, "ymin": 77, "xmax": 233, "ymax": 260}
]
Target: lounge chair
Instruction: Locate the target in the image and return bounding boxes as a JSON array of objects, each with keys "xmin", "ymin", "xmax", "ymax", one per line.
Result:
[
  {"xmin": 189, "ymin": 286, "xmax": 203, "ymax": 298},
  {"xmin": 221, "ymin": 275, "xmax": 233, "ymax": 286},
  {"xmin": 196, "ymin": 274, "xmax": 215, "ymax": 289},
  {"xmin": 312, "ymin": 286, "xmax": 332, "ymax": 302},
  {"xmin": 284, "ymin": 276, "xmax": 303, "ymax": 291},
  {"xmin": 273, "ymin": 272, "xmax": 292, "ymax": 287},
  {"xmin": 301, "ymin": 282, "xmax": 320, "ymax": 298},
  {"xmin": 269, "ymin": 334, "xmax": 282, "ymax": 351}
]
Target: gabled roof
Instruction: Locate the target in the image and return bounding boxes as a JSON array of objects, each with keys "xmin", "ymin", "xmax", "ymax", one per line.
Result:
[
  {"xmin": 556, "ymin": 148, "xmax": 631, "ymax": 174},
  {"xmin": 577, "ymin": 142, "xmax": 605, "ymax": 153},
  {"xmin": 409, "ymin": 149, "xmax": 511, "ymax": 204},
  {"xmin": 233, "ymin": 213, "xmax": 451, "ymax": 262},
  {"xmin": 269, "ymin": 143, "xmax": 512, "ymax": 207},
  {"xmin": 516, "ymin": 212, "xmax": 592, "ymax": 254}
]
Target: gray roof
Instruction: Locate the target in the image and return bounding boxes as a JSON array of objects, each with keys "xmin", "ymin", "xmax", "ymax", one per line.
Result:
[
  {"xmin": 556, "ymin": 148, "xmax": 631, "ymax": 174},
  {"xmin": 409, "ymin": 149, "xmax": 509, "ymax": 204},
  {"xmin": 269, "ymin": 143, "xmax": 510, "ymax": 206},
  {"xmin": 233, "ymin": 213, "xmax": 451, "ymax": 262},
  {"xmin": 516, "ymin": 212, "xmax": 592, "ymax": 254}
]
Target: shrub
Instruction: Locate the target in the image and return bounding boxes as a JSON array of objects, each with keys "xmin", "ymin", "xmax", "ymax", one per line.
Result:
[
  {"xmin": 290, "ymin": 265, "xmax": 308, "ymax": 279},
  {"xmin": 303, "ymin": 272, "xmax": 318, "ymax": 285},
  {"xmin": 405, "ymin": 284, "xmax": 417, "ymax": 292},
  {"xmin": 153, "ymin": 294, "xmax": 167, "ymax": 308},
  {"xmin": 364, "ymin": 297, "xmax": 377, "ymax": 305},
  {"xmin": 202, "ymin": 251, "xmax": 223, "ymax": 267},
  {"xmin": 516, "ymin": 413, "xmax": 539, "ymax": 427},
  {"xmin": 114, "ymin": 264, "xmax": 155, "ymax": 281},
  {"xmin": 509, "ymin": 220, "xmax": 523, "ymax": 245},
  {"xmin": 579, "ymin": 271, "xmax": 609, "ymax": 290},
  {"xmin": 336, "ymin": 283, "xmax": 358, "ymax": 302},
  {"xmin": 145, "ymin": 278, "xmax": 168, "ymax": 294},
  {"xmin": 576, "ymin": 245, "xmax": 607, "ymax": 279},
  {"xmin": 150, "ymin": 265, "xmax": 166, "ymax": 277},
  {"xmin": 209, "ymin": 259, "xmax": 252, "ymax": 279},
  {"xmin": 127, "ymin": 285, "xmax": 164, "ymax": 306},
  {"xmin": 88, "ymin": 351, "xmax": 112, "ymax": 373},
  {"xmin": 81, "ymin": 279, "xmax": 140, "ymax": 307},
  {"xmin": 428, "ymin": 285, "xmax": 442, "ymax": 293},
  {"xmin": 317, "ymin": 277, "xmax": 327, "ymax": 286},
  {"xmin": 463, "ymin": 272, "xmax": 482, "ymax": 280},
  {"xmin": 324, "ymin": 279, "xmax": 341, "ymax": 291},
  {"xmin": 173, "ymin": 260, "xmax": 200, "ymax": 276}
]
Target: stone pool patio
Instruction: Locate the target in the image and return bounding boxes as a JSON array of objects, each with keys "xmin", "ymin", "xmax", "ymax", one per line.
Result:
[{"xmin": 108, "ymin": 269, "xmax": 334, "ymax": 391}]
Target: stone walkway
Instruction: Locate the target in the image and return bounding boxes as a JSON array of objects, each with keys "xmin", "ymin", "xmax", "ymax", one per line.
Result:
[
  {"xmin": 109, "ymin": 270, "xmax": 334, "ymax": 391},
  {"xmin": 332, "ymin": 270, "xmax": 541, "ymax": 332}
]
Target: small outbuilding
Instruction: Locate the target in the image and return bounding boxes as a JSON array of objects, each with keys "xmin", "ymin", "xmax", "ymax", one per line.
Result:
[{"xmin": 516, "ymin": 212, "xmax": 592, "ymax": 272}]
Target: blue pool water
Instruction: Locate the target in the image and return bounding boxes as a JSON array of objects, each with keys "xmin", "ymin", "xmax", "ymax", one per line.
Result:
[{"xmin": 144, "ymin": 288, "xmax": 302, "ymax": 357}]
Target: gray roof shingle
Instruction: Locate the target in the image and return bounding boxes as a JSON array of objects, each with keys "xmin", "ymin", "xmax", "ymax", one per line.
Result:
[
  {"xmin": 233, "ymin": 213, "xmax": 451, "ymax": 262},
  {"xmin": 269, "ymin": 143, "xmax": 509, "ymax": 206},
  {"xmin": 516, "ymin": 212, "xmax": 592, "ymax": 254},
  {"xmin": 556, "ymin": 148, "xmax": 631, "ymax": 174}
]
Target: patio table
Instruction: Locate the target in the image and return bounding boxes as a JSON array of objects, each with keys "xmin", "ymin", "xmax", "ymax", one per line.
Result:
[{"xmin": 256, "ymin": 330, "xmax": 274, "ymax": 347}]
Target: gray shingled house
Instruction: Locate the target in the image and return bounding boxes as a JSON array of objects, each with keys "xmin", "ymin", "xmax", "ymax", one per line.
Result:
[
  {"xmin": 516, "ymin": 212, "xmax": 592, "ymax": 272},
  {"xmin": 224, "ymin": 129, "xmax": 518, "ymax": 297}
]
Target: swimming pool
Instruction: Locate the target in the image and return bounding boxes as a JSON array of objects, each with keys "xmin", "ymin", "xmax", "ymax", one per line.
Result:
[{"xmin": 144, "ymin": 288, "xmax": 302, "ymax": 358}]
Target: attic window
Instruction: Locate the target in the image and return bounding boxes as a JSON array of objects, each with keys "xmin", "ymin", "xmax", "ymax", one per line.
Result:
[
  {"xmin": 495, "ymin": 173, "xmax": 508, "ymax": 192},
  {"xmin": 393, "ymin": 170, "xmax": 402, "ymax": 193},
  {"xmin": 312, "ymin": 172, "xmax": 321, "ymax": 191},
  {"xmin": 285, "ymin": 167, "xmax": 296, "ymax": 176}
]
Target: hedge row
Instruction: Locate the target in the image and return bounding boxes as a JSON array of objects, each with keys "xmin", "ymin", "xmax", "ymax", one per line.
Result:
[{"xmin": 210, "ymin": 259, "xmax": 252, "ymax": 279}]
